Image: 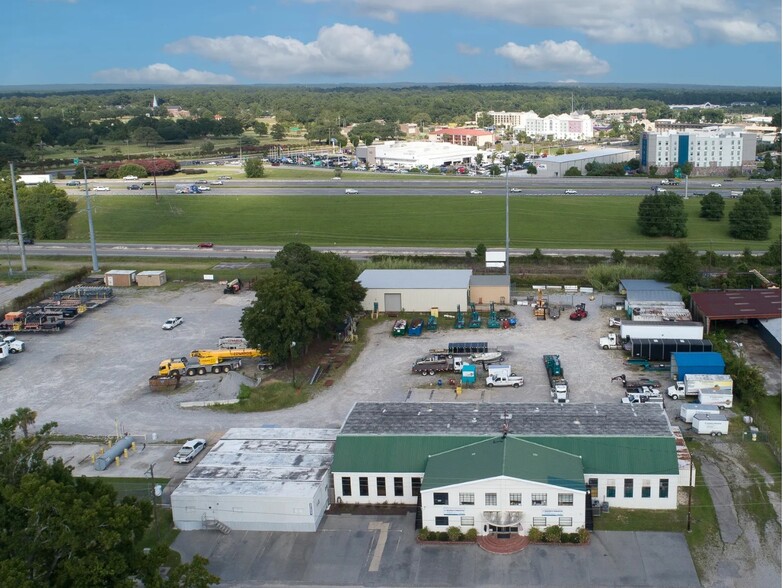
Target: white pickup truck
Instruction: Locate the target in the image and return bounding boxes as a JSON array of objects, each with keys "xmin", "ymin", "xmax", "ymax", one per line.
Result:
[{"xmin": 486, "ymin": 373, "xmax": 524, "ymax": 388}]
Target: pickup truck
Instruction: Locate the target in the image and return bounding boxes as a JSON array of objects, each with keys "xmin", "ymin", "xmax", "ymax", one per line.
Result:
[
  {"xmin": 486, "ymin": 373, "xmax": 524, "ymax": 388},
  {"xmin": 162, "ymin": 317, "xmax": 183, "ymax": 330}
]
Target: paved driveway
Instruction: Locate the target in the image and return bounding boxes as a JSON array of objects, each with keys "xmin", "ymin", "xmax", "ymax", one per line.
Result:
[{"xmin": 173, "ymin": 513, "xmax": 700, "ymax": 587}]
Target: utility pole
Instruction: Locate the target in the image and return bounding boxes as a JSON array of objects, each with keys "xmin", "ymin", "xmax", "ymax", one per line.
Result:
[
  {"xmin": 504, "ymin": 160, "xmax": 510, "ymax": 276},
  {"xmin": 8, "ymin": 162, "xmax": 28, "ymax": 272},
  {"xmin": 686, "ymin": 458, "xmax": 694, "ymax": 532},
  {"xmin": 290, "ymin": 341, "xmax": 297, "ymax": 386},
  {"xmin": 77, "ymin": 158, "xmax": 100, "ymax": 272},
  {"xmin": 152, "ymin": 149, "xmax": 160, "ymax": 203},
  {"xmin": 147, "ymin": 463, "xmax": 161, "ymax": 543}
]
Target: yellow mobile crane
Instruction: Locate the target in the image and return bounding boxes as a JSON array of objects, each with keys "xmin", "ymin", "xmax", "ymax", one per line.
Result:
[{"xmin": 189, "ymin": 348, "xmax": 264, "ymax": 365}]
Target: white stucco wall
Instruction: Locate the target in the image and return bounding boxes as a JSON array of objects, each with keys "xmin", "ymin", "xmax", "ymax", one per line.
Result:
[{"xmin": 586, "ymin": 474, "xmax": 677, "ymax": 510}]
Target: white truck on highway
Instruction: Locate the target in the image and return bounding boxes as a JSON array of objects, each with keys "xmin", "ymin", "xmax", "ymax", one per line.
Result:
[
  {"xmin": 485, "ymin": 365, "xmax": 524, "ymax": 388},
  {"xmin": 667, "ymin": 374, "xmax": 733, "ymax": 403}
]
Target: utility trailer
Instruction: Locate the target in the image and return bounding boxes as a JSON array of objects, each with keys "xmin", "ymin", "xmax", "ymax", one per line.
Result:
[
  {"xmin": 611, "ymin": 374, "xmax": 662, "ymax": 390},
  {"xmin": 429, "ymin": 342, "xmax": 490, "ymax": 356},
  {"xmin": 411, "ymin": 355, "xmax": 466, "ymax": 375},
  {"xmin": 628, "ymin": 338, "xmax": 713, "ymax": 362},
  {"xmin": 692, "ymin": 413, "xmax": 729, "ymax": 436}
]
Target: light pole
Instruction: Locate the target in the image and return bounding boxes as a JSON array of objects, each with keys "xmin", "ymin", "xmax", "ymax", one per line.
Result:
[
  {"xmin": 8, "ymin": 162, "xmax": 28, "ymax": 272},
  {"xmin": 504, "ymin": 159, "xmax": 510, "ymax": 276},
  {"xmin": 76, "ymin": 158, "xmax": 100, "ymax": 272},
  {"xmin": 146, "ymin": 463, "xmax": 160, "ymax": 543},
  {"xmin": 290, "ymin": 341, "xmax": 297, "ymax": 386}
]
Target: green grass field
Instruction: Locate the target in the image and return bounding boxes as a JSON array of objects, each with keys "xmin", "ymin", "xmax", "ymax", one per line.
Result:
[{"xmin": 66, "ymin": 194, "xmax": 780, "ymax": 250}]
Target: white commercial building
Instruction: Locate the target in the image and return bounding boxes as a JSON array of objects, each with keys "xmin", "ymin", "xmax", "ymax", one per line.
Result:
[
  {"xmin": 332, "ymin": 403, "xmax": 681, "ymax": 538},
  {"xmin": 357, "ymin": 269, "xmax": 472, "ymax": 313},
  {"xmin": 355, "ymin": 141, "xmax": 477, "ymax": 170},
  {"xmin": 172, "ymin": 428, "xmax": 337, "ymax": 533},
  {"xmin": 640, "ymin": 129, "xmax": 756, "ymax": 174},
  {"xmin": 479, "ymin": 111, "xmax": 594, "ymax": 141},
  {"xmin": 531, "ymin": 148, "xmax": 636, "ymax": 177}
]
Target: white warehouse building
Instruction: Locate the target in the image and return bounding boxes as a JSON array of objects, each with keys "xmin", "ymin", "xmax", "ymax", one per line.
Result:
[
  {"xmin": 172, "ymin": 428, "xmax": 338, "ymax": 533},
  {"xmin": 358, "ymin": 269, "xmax": 471, "ymax": 313},
  {"xmin": 640, "ymin": 129, "xmax": 756, "ymax": 175},
  {"xmin": 332, "ymin": 403, "xmax": 683, "ymax": 538},
  {"xmin": 479, "ymin": 111, "xmax": 594, "ymax": 141},
  {"xmin": 531, "ymin": 148, "xmax": 636, "ymax": 178},
  {"xmin": 355, "ymin": 141, "xmax": 477, "ymax": 170}
]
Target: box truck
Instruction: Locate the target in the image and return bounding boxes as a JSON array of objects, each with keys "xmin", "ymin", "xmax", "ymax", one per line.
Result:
[
  {"xmin": 692, "ymin": 413, "xmax": 729, "ymax": 436},
  {"xmin": 667, "ymin": 374, "xmax": 733, "ymax": 401}
]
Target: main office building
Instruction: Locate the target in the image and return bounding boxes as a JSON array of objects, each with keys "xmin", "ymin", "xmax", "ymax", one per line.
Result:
[{"xmin": 332, "ymin": 402, "xmax": 682, "ymax": 537}]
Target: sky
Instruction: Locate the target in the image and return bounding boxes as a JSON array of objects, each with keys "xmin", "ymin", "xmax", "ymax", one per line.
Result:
[{"xmin": 1, "ymin": 0, "xmax": 781, "ymax": 87}]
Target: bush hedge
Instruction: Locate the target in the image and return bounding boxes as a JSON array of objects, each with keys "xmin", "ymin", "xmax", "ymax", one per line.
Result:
[{"xmin": 528, "ymin": 526, "xmax": 589, "ymax": 544}]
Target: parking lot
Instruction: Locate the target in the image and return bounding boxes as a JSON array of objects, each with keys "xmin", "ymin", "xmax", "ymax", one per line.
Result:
[{"xmin": 0, "ymin": 284, "xmax": 682, "ymax": 442}]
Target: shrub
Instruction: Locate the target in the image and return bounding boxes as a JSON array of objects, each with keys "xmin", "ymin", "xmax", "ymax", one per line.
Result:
[
  {"xmin": 543, "ymin": 525, "xmax": 563, "ymax": 543},
  {"xmin": 437, "ymin": 532, "xmax": 449, "ymax": 541},
  {"xmin": 117, "ymin": 163, "xmax": 148, "ymax": 178},
  {"xmin": 417, "ymin": 527, "xmax": 430, "ymax": 541},
  {"xmin": 464, "ymin": 528, "xmax": 478, "ymax": 542},
  {"xmin": 577, "ymin": 527, "xmax": 590, "ymax": 544},
  {"xmin": 181, "ymin": 168, "xmax": 208, "ymax": 175},
  {"xmin": 427, "ymin": 531, "xmax": 437, "ymax": 540},
  {"xmin": 528, "ymin": 527, "xmax": 543, "ymax": 543},
  {"xmin": 447, "ymin": 526, "xmax": 461, "ymax": 542}
]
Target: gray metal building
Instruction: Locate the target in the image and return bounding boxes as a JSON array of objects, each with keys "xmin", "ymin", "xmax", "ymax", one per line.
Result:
[{"xmin": 532, "ymin": 148, "xmax": 636, "ymax": 178}]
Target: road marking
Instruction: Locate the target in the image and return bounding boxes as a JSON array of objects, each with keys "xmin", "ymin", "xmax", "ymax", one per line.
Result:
[{"xmin": 368, "ymin": 521, "xmax": 389, "ymax": 572}]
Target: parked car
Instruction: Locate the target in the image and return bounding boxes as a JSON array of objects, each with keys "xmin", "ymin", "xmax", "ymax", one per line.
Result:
[
  {"xmin": 197, "ymin": 242, "xmax": 214, "ymax": 248},
  {"xmin": 711, "ymin": 183, "xmax": 722, "ymax": 188},
  {"xmin": 65, "ymin": 180, "xmax": 81, "ymax": 187},
  {"xmin": 469, "ymin": 190, "xmax": 483, "ymax": 194},
  {"xmin": 564, "ymin": 189, "xmax": 578, "ymax": 195},
  {"xmin": 173, "ymin": 439, "xmax": 206, "ymax": 464},
  {"xmin": 126, "ymin": 184, "xmax": 143, "ymax": 190},
  {"xmin": 162, "ymin": 316, "xmax": 183, "ymax": 330},
  {"xmin": 345, "ymin": 188, "xmax": 359, "ymax": 194},
  {"xmin": 93, "ymin": 186, "xmax": 110, "ymax": 191}
]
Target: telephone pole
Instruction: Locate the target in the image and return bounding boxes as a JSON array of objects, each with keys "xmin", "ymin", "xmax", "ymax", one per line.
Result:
[{"xmin": 8, "ymin": 162, "xmax": 28, "ymax": 272}]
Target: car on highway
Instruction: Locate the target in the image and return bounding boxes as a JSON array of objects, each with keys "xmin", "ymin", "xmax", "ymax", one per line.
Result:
[
  {"xmin": 331, "ymin": 176, "xmax": 342, "ymax": 180},
  {"xmin": 122, "ymin": 175, "xmax": 138, "ymax": 181},
  {"xmin": 564, "ymin": 189, "xmax": 578, "ymax": 195},
  {"xmin": 345, "ymin": 188, "xmax": 359, "ymax": 194},
  {"xmin": 197, "ymin": 242, "xmax": 214, "ymax": 248},
  {"xmin": 197, "ymin": 185, "xmax": 211, "ymax": 192},
  {"xmin": 711, "ymin": 183, "xmax": 722, "ymax": 187},
  {"xmin": 66, "ymin": 180, "xmax": 80, "ymax": 187},
  {"xmin": 510, "ymin": 188, "xmax": 522, "ymax": 193},
  {"xmin": 218, "ymin": 175, "xmax": 232, "ymax": 180},
  {"xmin": 22, "ymin": 237, "xmax": 34, "ymax": 245},
  {"xmin": 126, "ymin": 184, "xmax": 143, "ymax": 190},
  {"xmin": 469, "ymin": 190, "xmax": 483, "ymax": 194},
  {"xmin": 162, "ymin": 316, "xmax": 183, "ymax": 330},
  {"xmin": 173, "ymin": 439, "xmax": 206, "ymax": 464},
  {"xmin": 765, "ymin": 178, "xmax": 776, "ymax": 182},
  {"xmin": 210, "ymin": 180, "xmax": 223, "ymax": 185},
  {"xmin": 92, "ymin": 186, "xmax": 110, "ymax": 191},
  {"xmin": 194, "ymin": 179, "xmax": 208, "ymax": 184}
]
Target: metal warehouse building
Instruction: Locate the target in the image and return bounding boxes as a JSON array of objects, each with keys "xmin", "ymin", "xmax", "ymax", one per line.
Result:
[
  {"xmin": 532, "ymin": 148, "xmax": 636, "ymax": 178},
  {"xmin": 172, "ymin": 428, "xmax": 338, "ymax": 533},
  {"xmin": 690, "ymin": 289, "xmax": 782, "ymax": 333},
  {"xmin": 332, "ymin": 402, "xmax": 683, "ymax": 539},
  {"xmin": 358, "ymin": 269, "xmax": 472, "ymax": 313},
  {"xmin": 469, "ymin": 274, "xmax": 511, "ymax": 305}
]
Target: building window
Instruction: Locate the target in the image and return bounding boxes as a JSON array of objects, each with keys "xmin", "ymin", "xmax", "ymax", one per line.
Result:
[
  {"xmin": 435, "ymin": 516, "xmax": 449, "ymax": 527},
  {"xmin": 433, "ymin": 492, "xmax": 449, "ymax": 505},
  {"xmin": 377, "ymin": 477, "xmax": 386, "ymax": 497},
  {"xmin": 531, "ymin": 493, "xmax": 547, "ymax": 506},
  {"xmin": 394, "ymin": 477, "xmax": 404, "ymax": 497},
  {"xmin": 359, "ymin": 477, "xmax": 369, "ymax": 496},
  {"xmin": 642, "ymin": 480, "xmax": 651, "ymax": 498},
  {"xmin": 558, "ymin": 493, "xmax": 574, "ymax": 506},
  {"xmin": 341, "ymin": 477, "xmax": 352, "ymax": 496},
  {"xmin": 509, "ymin": 493, "xmax": 522, "ymax": 506},
  {"xmin": 459, "ymin": 493, "xmax": 475, "ymax": 505},
  {"xmin": 588, "ymin": 478, "xmax": 598, "ymax": 498},
  {"xmin": 532, "ymin": 517, "xmax": 547, "ymax": 527},
  {"xmin": 559, "ymin": 517, "xmax": 573, "ymax": 527},
  {"xmin": 412, "ymin": 477, "xmax": 422, "ymax": 497},
  {"xmin": 660, "ymin": 479, "xmax": 669, "ymax": 498},
  {"xmin": 485, "ymin": 493, "xmax": 497, "ymax": 506},
  {"xmin": 460, "ymin": 516, "xmax": 475, "ymax": 526},
  {"xmin": 624, "ymin": 479, "xmax": 633, "ymax": 498}
]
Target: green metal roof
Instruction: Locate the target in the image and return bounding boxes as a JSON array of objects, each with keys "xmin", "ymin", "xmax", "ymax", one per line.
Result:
[
  {"xmin": 332, "ymin": 435, "xmax": 679, "ymax": 477},
  {"xmin": 421, "ymin": 437, "xmax": 584, "ymax": 491}
]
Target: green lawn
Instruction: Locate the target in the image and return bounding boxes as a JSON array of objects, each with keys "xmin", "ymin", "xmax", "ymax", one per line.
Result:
[{"xmin": 65, "ymin": 194, "xmax": 780, "ymax": 250}]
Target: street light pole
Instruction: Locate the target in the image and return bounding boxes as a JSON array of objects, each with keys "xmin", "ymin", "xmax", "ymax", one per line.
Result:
[
  {"xmin": 9, "ymin": 162, "xmax": 28, "ymax": 272},
  {"xmin": 290, "ymin": 341, "xmax": 297, "ymax": 386},
  {"xmin": 79, "ymin": 159, "xmax": 100, "ymax": 272},
  {"xmin": 505, "ymin": 161, "xmax": 510, "ymax": 276},
  {"xmin": 147, "ymin": 462, "xmax": 161, "ymax": 543}
]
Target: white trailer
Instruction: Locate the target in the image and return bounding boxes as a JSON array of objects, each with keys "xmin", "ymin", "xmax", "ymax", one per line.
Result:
[
  {"xmin": 619, "ymin": 320, "xmax": 704, "ymax": 341},
  {"xmin": 680, "ymin": 403, "xmax": 721, "ymax": 423},
  {"xmin": 667, "ymin": 374, "xmax": 733, "ymax": 400},
  {"xmin": 18, "ymin": 174, "xmax": 52, "ymax": 185},
  {"xmin": 692, "ymin": 413, "xmax": 729, "ymax": 436},
  {"xmin": 697, "ymin": 390, "xmax": 733, "ymax": 409}
]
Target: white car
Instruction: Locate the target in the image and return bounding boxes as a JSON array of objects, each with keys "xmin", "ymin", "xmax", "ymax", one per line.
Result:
[
  {"xmin": 162, "ymin": 316, "xmax": 183, "ymax": 330},
  {"xmin": 564, "ymin": 189, "xmax": 578, "ymax": 195},
  {"xmin": 765, "ymin": 178, "xmax": 775, "ymax": 182},
  {"xmin": 197, "ymin": 185, "xmax": 211, "ymax": 192},
  {"xmin": 331, "ymin": 176, "xmax": 342, "ymax": 180},
  {"xmin": 93, "ymin": 186, "xmax": 110, "ymax": 191},
  {"xmin": 173, "ymin": 439, "xmax": 207, "ymax": 464},
  {"xmin": 122, "ymin": 175, "xmax": 138, "ymax": 181},
  {"xmin": 711, "ymin": 183, "xmax": 722, "ymax": 188},
  {"xmin": 210, "ymin": 180, "xmax": 223, "ymax": 185},
  {"xmin": 510, "ymin": 188, "xmax": 522, "ymax": 193},
  {"xmin": 469, "ymin": 190, "xmax": 483, "ymax": 194},
  {"xmin": 345, "ymin": 188, "xmax": 358, "ymax": 195}
]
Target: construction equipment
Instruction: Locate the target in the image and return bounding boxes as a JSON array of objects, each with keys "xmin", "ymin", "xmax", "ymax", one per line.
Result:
[
  {"xmin": 468, "ymin": 303, "xmax": 481, "ymax": 329},
  {"xmin": 611, "ymin": 374, "xmax": 662, "ymax": 390},
  {"xmin": 223, "ymin": 278, "xmax": 242, "ymax": 294},
  {"xmin": 749, "ymin": 269, "xmax": 779, "ymax": 288},
  {"xmin": 544, "ymin": 354, "xmax": 570, "ymax": 403},
  {"xmin": 159, "ymin": 357, "xmax": 242, "ymax": 376},
  {"xmin": 533, "ymin": 289, "xmax": 547, "ymax": 320},
  {"xmin": 569, "ymin": 303, "xmax": 587, "ymax": 321},
  {"xmin": 454, "ymin": 305, "xmax": 465, "ymax": 329},
  {"xmin": 487, "ymin": 302, "xmax": 500, "ymax": 328},
  {"xmin": 190, "ymin": 348, "xmax": 263, "ymax": 365}
]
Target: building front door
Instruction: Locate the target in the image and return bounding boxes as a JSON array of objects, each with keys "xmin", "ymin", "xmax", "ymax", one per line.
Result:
[{"xmin": 489, "ymin": 524, "xmax": 517, "ymax": 539}]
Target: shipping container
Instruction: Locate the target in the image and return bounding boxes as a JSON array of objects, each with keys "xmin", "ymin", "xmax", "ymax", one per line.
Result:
[{"xmin": 629, "ymin": 338, "xmax": 713, "ymax": 362}]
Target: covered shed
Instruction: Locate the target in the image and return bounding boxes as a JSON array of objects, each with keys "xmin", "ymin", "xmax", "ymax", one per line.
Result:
[
  {"xmin": 690, "ymin": 290, "xmax": 782, "ymax": 333},
  {"xmin": 103, "ymin": 269, "xmax": 136, "ymax": 287},
  {"xmin": 358, "ymin": 269, "xmax": 471, "ymax": 313},
  {"xmin": 136, "ymin": 270, "xmax": 167, "ymax": 287},
  {"xmin": 171, "ymin": 428, "xmax": 337, "ymax": 533},
  {"xmin": 469, "ymin": 274, "xmax": 511, "ymax": 305}
]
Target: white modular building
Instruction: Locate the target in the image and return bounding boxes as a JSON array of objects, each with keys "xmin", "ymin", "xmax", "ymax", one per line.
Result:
[
  {"xmin": 357, "ymin": 269, "xmax": 472, "ymax": 313},
  {"xmin": 355, "ymin": 141, "xmax": 477, "ymax": 169},
  {"xmin": 172, "ymin": 428, "xmax": 338, "ymax": 533},
  {"xmin": 640, "ymin": 129, "xmax": 756, "ymax": 174}
]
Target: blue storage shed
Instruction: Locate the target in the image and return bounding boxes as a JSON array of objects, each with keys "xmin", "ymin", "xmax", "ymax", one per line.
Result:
[{"xmin": 670, "ymin": 351, "xmax": 725, "ymax": 380}]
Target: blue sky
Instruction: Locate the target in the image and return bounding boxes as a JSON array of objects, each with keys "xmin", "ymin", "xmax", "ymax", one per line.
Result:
[{"xmin": 2, "ymin": 0, "xmax": 780, "ymax": 87}]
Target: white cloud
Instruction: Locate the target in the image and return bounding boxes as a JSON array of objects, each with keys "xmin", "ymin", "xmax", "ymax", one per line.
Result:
[
  {"xmin": 456, "ymin": 43, "xmax": 481, "ymax": 56},
  {"xmin": 93, "ymin": 63, "xmax": 236, "ymax": 85},
  {"xmin": 165, "ymin": 24, "xmax": 412, "ymax": 80},
  {"xmin": 345, "ymin": 0, "xmax": 779, "ymax": 47},
  {"xmin": 696, "ymin": 18, "xmax": 779, "ymax": 44},
  {"xmin": 496, "ymin": 40, "xmax": 610, "ymax": 75}
]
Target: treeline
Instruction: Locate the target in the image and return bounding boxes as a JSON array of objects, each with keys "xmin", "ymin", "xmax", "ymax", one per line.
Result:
[{"xmin": 0, "ymin": 178, "xmax": 75, "ymax": 240}]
